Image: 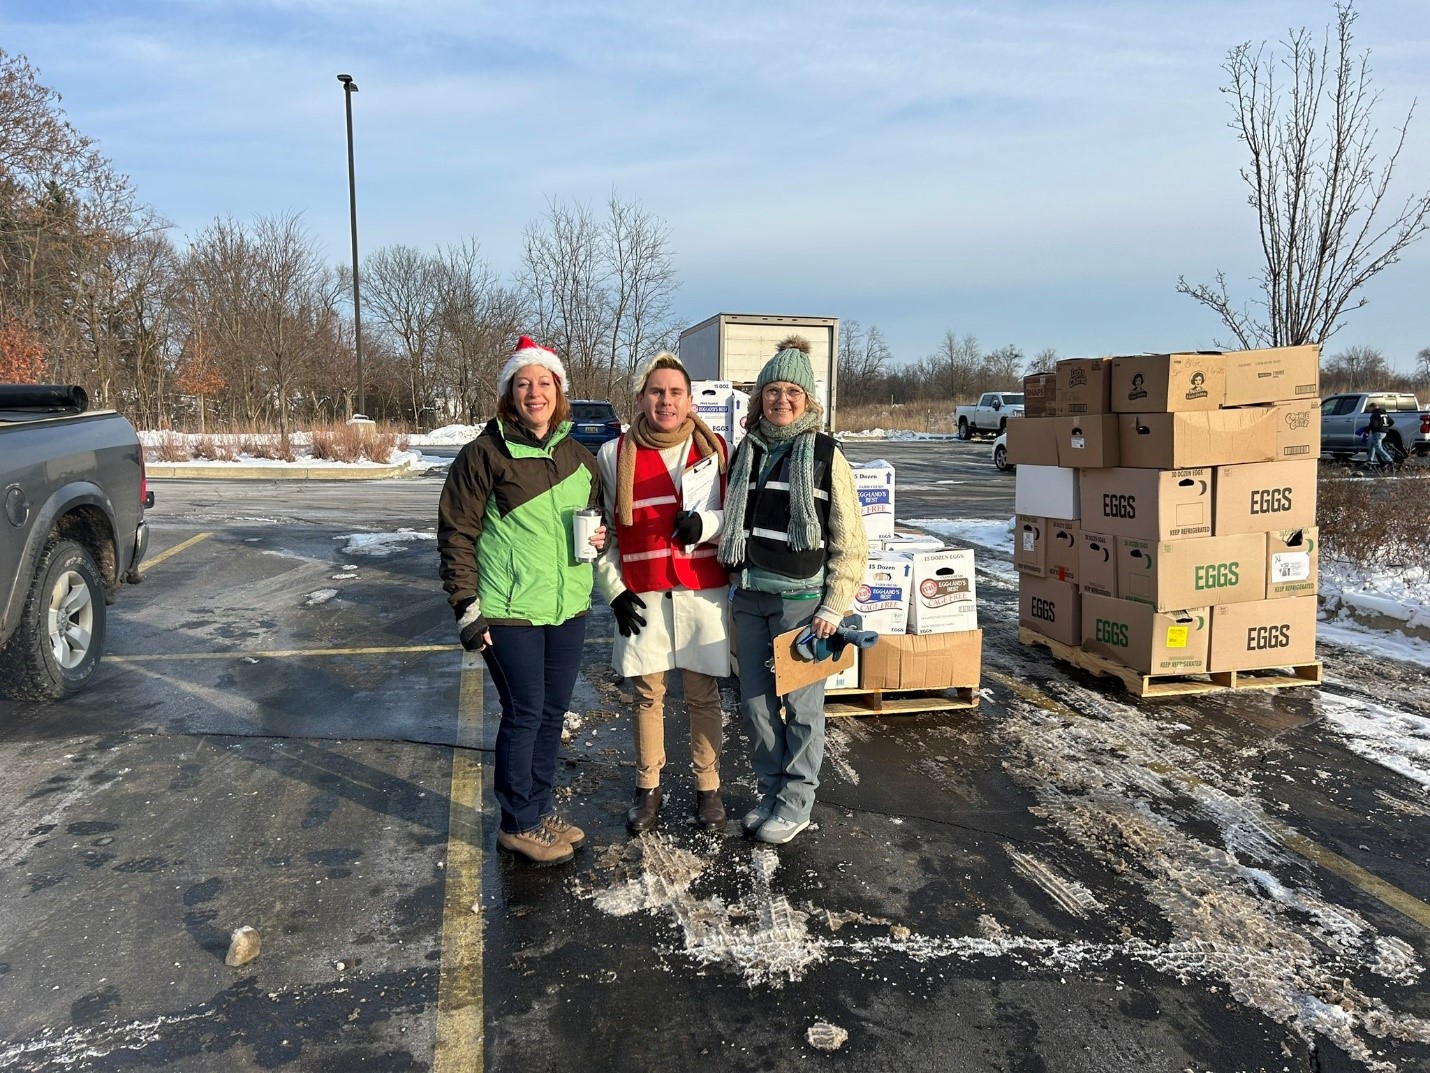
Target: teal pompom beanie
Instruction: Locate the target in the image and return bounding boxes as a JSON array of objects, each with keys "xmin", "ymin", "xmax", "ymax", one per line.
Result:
[{"xmin": 756, "ymin": 335, "xmax": 816, "ymax": 395}]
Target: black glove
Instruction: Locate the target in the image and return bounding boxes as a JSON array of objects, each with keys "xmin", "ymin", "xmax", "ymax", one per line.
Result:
[
  {"xmin": 611, "ymin": 590, "xmax": 647, "ymax": 637},
  {"xmin": 454, "ymin": 598, "xmax": 490, "ymax": 652},
  {"xmin": 672, "ymin": 510, "xmax": 702, "ymax": 545}
]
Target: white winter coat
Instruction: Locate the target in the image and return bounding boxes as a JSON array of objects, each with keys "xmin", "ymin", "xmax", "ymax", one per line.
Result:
[{"xmin": 594, "ymin": 436, "xmax": 732, "ymax": 679}]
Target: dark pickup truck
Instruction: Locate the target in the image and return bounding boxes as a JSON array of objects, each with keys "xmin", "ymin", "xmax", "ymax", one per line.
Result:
[{"xmin": 1, "ymin": 384, "xmax": 150, "ymax": 699}]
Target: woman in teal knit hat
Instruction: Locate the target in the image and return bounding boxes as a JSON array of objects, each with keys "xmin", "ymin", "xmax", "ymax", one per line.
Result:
[{"xmin": 718, "ymin": 336, "xmax": 868, "ymax": 845}]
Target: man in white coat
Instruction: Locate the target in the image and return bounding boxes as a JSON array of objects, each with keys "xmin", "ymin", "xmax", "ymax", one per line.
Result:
[{"xmin": 596, "ymin": 352, "xmax": 730, "ymax": 833}]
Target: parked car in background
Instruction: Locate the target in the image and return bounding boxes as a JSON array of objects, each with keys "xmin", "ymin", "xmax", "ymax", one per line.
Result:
[
  {"xmin": 568, "ymin": 400, "xmax": 624, "ymax": 453},
  {"xmin": 1320, "ymin": 392, "xmax": 1430, "ymax": 462},
  {"xmin": 1, "ymin": 384, "xmax": 150, "ymax": 700},
  {"xmin": 992, "ymin": 431, "xmax": 1013, "ymax": 472},
  {"xmin": 956, "ymin": 392, "xmax": 1024, "ymax": 440}
]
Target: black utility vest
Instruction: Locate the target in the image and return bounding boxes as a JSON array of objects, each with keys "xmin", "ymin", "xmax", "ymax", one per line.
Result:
[{"xmin": 739, "ymin": 433, "xmax": 837, "ymax": 579}]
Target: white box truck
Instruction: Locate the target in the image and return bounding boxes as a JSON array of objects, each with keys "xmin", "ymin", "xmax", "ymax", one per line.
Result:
[{"xmin": 678, "ymin": 313, "xmax": 839, "ymax": 429}]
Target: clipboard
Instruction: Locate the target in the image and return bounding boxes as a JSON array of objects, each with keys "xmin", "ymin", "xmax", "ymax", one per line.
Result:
[
  {"xmin": 772, "ymin": 624, "xmax": 856, "ymax": 694},
  {"xmin": 681, "ymin": 453, "xmax": 719, "ymax": 512}
]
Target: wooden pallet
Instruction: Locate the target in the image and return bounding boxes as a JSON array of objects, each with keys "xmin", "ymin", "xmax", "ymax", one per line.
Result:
[
  {"xmin": 824, "ymin": 685, "xmax": 979, "ymax": 717},
  {"xmin": 1018, "ymin": 627, "xmax": 1322, "ymax": 699}
]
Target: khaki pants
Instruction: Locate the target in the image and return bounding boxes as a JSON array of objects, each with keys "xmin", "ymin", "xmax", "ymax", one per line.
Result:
[{"xmin": 631, "ymin": 669, "xmax": 723, "ymax": 791}]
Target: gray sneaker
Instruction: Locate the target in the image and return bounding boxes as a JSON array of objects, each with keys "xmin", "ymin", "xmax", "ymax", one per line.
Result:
[
  {"xmin": 754, "ymin": 816, "xmax": 809, "ymax": 845},
  {"xmin": 741, "ymin": 805, "xmax": 773, "ymax": 835}
]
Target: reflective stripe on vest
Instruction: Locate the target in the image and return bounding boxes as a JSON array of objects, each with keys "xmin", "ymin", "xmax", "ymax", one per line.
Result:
[
  {"xmin": 614, "ymin": 434, "xmax": 729, "ymax": 593},
  {"xmin": 740, "ymin": 433, "xmax": 837, "ymax": 578}
]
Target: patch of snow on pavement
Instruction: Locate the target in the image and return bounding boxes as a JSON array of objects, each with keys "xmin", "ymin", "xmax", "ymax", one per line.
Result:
[
  {"xmin": 337, "ymin": 531, "xmax": 437, "ymax": 557},
  {"xmin": 1317, "ymin": 693, "xmax": 1430, "ymax": 791},
  {"xmin": 900, "ymin": 517, "xmax": 1013, "ymax": 554}
]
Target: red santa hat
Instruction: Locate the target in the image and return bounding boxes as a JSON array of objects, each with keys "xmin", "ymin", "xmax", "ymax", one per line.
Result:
[{"xmin": 498, "ymin": 336, "xmax": 567, "ymax": 396}]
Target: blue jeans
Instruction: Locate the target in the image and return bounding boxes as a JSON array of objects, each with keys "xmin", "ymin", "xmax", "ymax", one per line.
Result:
[
  {"xmin": 1368, "ymin": 431, "xmax": 1394, "ymax": 465},
  {"xmin": 732, "ymin": 588, "xmax": 826, "ymax": 825},
  {"xmin": 483, "ymin": 616, "xmax": 587, "ymax": 833}
]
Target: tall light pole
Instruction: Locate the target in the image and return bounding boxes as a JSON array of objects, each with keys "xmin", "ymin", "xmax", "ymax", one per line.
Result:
[{"xmin": 337, "ymin": 73, "xmax": 365, "ymax": 418}]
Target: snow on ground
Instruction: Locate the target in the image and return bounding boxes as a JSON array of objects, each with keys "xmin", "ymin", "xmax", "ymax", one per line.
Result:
[
  {"xmin": 337, "ymin": 531, "xmax": 437, "ymax": 557},
  {"xmin": 839, "ymin": 428, "xmax": 959, "ymax": 442},
  {"xmin": 408, "ymin": 424, "xmax": 481, "ymax": 446}
]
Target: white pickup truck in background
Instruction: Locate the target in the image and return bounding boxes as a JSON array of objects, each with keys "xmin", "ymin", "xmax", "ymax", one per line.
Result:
[{"xmin": 955, "ymin": 391, "xmax": 1024, "ymax": 440}]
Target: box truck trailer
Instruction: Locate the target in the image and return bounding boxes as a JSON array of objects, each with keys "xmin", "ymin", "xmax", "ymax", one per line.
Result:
[{"xmin": 678, "ymin": 313, "xmax": 839, "ymax": 429}]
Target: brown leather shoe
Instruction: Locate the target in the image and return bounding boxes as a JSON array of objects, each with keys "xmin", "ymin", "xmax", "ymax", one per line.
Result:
[
  {"xmin": 542, "ymin": 812, "xmax": 585, "ymax": 849},
  {"xmin": 695, "ymin": 789, "xmax": 726, "ymax": 831},
  {"xmin": 497, "ymin": 825, "xmax": 575, "ymax": 867},
  {"xmin": 626, "ymin": 786, "xmax": 662, "ymax": 834}
]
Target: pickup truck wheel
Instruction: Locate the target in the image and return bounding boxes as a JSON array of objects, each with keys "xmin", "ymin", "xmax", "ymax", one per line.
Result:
[
  {"xmin": 957, "ymin": 418, "xmax": 972, "ymax": 441},
  {"xmin": 0, "ymin": 539, "xmax": 107, "ymax": 701}
]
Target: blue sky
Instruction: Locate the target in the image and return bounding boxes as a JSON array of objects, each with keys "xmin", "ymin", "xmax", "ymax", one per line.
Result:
[{"xmin": 4, "ymin": 0, "xmax": 1428, "ymax": 372}]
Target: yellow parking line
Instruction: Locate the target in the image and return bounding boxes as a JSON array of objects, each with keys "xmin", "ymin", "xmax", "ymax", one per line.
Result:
[
  {"xmin": 987, "ymin": 670, "xmax": 1430, "ymax": 930},
  {"xmin": 142, "ymin": 531, "xmax": 213, "ymax": 568},
  {"xmin": 433, "ymin": 651, "xmax": 486, "ymax": 1072},
  {"xmin": 109, "ymin": 644, "xmax": 455, "ymax": 662}
]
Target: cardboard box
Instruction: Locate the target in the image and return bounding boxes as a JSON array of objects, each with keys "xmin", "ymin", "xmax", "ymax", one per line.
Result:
[
  {"xmin": 1078, "ymin": 467, "xmax": 1212, "ymax": 540},
  {"xmin": 1266, "ymin": 526, "xmax": 1319, "ymax": 599},
  {"xmin": 859, "ymin": 629, "xmax": 981, "ymax": 691},
  {"xmin": 827, "ymin": 649, "xmax": 860, "ymax": 691},
  {"xmin": 1006, "ymin": 416, "xmax": 1060, "ymax": 466},
  {"xmin": 1117, "ymin": 408, "xmax": 1277, "ymax": 469},
  {"xmin": 1019, "ymin": 575, "xmax": 1082, "ymax": 646},
  {"xmin": 1223, "ymin": 345, "xmax": 1320, "ymax": 406},
  {"xmin": 853, "ymin": 554, "xmax": 913, "ymax": 634},
  {"xmin": 1116, "ymin": 532, "xmax": 1268, "ymax": 611},
  {"xmin": 879, "ymin": 533, "xmax": 947, "ymax": 553},
  {"xmin": 726, "ymin": 390, "xmax": 750, "ymax": 447},
  {"xmin": 907, "ymin": 548, "xmax": 978, "ymax": 634},
  {"xmin": 1079, "ymin": 529, "xmax": 1117, "ymax": 596},
  {"xmin": 1260, "ymin": 398, "xmax": 1321, "ymax": 461},
  {"xmin": 1110, "ymin": 352, "xmax": 1226, "ymax": 413},
  {"xmin": 1080, "ymin": 594, "xmax": 1211, "ymax": 675},
  {"xmin": 850, "ymin": 460, "xmax": 897, "ymax": 540},
  {"xmin": 1208, "ymin": 596, "xmax": 1318, "ymax": 672},
  {"xmin": 1054, "ymin": 415, "xmax": 1120, "ymax": 468},
  {"xmin": 1046, "ymin": 519, "xmax": 1080, "ymax": 584},
  {"xmin": 1014, "ymin": 515, "xmax": 1048, "ymax": 577},
  {"xmin": 1214, "ymin": 460, "xmax": 1317, "ymax": 536},
  {"xmin": 1023, "ymin": 372, "xmax": 1057, "ymax": 417},
  {"xmin": 1055, "ymin": 357, "xmax": 1112, "ymax": 415},
  {"xmin": 691, "ymin": 380, "xmax": 735, "ymax": 441},
  {"xmin": 1014, "ymin": 465, "xmax": 1081, "ymax": 521}
]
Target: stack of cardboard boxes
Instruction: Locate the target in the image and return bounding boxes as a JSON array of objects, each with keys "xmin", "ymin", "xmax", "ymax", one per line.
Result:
[
  {"xmin": 1010, "ymin": 345, "xmax": 1321, "ymax": 680},
  {"xmin": 828, "ymin": 460, "xmax": 982, "ymax": 694}
]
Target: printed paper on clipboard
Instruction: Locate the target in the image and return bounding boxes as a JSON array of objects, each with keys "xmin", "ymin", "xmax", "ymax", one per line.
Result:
[{"xmin": 681, "ymin": 454, "xmax": 720, "ymax": 512}]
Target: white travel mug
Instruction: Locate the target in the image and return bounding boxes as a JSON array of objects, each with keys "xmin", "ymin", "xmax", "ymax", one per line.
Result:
[{"xmin": 572, "ymin": 508, "xmax": 602, "ymax": 563}]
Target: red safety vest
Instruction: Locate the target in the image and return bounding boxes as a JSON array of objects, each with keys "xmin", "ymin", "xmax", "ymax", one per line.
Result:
[{"xmin": 616, "ymin": 435, "xmax": 729, "ymax": 593}]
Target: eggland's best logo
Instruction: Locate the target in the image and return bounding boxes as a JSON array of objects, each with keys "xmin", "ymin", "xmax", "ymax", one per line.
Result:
[{"xmin": 919, "ymin": 576, "xmax": 971, "ymax": 607}]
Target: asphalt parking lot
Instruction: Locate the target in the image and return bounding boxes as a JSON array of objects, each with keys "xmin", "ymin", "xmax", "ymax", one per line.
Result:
[{"xmin": 0, "ymin": 439, "xmax": 1427, "ymax": 1073}]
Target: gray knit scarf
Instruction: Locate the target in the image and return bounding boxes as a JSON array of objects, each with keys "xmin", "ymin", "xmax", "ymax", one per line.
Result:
[{"xmin": 718, "ymin": 405, "xmax": 824, "ymax": 567}]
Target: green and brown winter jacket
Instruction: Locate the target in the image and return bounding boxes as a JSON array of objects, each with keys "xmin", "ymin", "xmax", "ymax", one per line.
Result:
[{"xmin": 438, "ymin": 418, "xmax": 601, "ymax": 627}]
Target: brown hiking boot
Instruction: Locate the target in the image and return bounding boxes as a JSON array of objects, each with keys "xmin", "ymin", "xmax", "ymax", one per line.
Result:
[
  {"xmin": 542, "ymin": 812, "xmax": 585, "ymax": 849},
  {"xmin": 695, "ymin": 789, "xmax": 726, "ymax": 831},
  {"xmin": 626, "ymin": 786, "xmax": 663, "ymax": 834},
  {"xmin": 498, "ymin": 825, "xmax": 575, "ymax": 867}
]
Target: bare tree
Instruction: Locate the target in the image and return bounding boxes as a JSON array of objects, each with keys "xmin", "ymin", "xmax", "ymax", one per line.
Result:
[
  {"xmin": 837, "ymin": 319, "xmax": 893, "ymax": 406},
  {"xmin": 923, "ymin": 330, "xmax": 982, "ymax": 400},
  {"xmin": 603, "ymin": 191, "xmax": 679, "ymax": 404},
  {"xmin": 520, "ymin": 198, "xmax": 608, "ymax": 397},
  {"xmin": 430, "ymin": 237, "xmax": 527, "ymax": 424},
  {"xmin": 983, "ymin": 344, "xmax": 1025, "ymax": 386},
  {"xmin": 1026, "ymin": 347, "xmax": 1059, "ymax": 375},
  {"xmin": 1416, "ymin": 347, "xmax": 1430, "ymax": 391},
  {"xmin": 361, "ymin": 243, "xmax": 443, "ymax": 421},
  {"xmin": 1178, "ymin": 2, "xmax": 1430, "ymax": 348},
  {"xmin": 1323, "ymin": 344, "xmax": 1389, "ymax": 391}
]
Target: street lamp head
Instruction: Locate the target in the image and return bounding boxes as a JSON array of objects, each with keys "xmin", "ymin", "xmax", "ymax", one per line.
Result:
[{"xmin": 337, "ymin": 73, "xmax": 358, "ymax": 90}]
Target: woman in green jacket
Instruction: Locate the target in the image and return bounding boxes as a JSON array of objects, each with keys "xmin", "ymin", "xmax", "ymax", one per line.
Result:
[{"xmin": 438, "ymin": 337, "xmax": 603, "ymax": 867}]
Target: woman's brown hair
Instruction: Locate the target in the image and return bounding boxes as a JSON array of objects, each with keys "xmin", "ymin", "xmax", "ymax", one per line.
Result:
[{"xmin": 497, "ymin": 367, "xmax": 571, "ymax": 430}]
